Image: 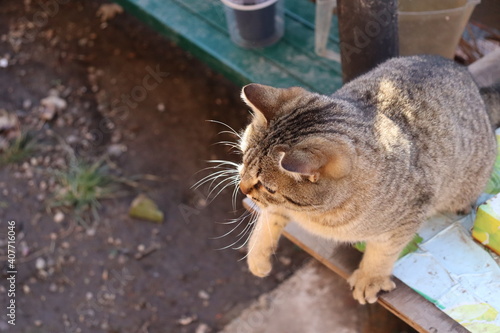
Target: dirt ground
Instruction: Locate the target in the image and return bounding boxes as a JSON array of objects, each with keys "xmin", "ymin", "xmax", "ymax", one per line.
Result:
[{"xmin": 0, "ymin": 1, "xmax": 311, "ymax": 332}]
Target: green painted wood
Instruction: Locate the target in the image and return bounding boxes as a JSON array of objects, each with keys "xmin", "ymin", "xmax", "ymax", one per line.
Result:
[{"xmin": 114, "ymin": 0, "xmax": 342, "ymax": 94}]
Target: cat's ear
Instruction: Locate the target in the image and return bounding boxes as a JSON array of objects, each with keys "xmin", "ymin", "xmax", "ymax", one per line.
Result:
[
  {"xmin": 241, "ymin": 83, "xmax": 307, "ymax": 126},
  {"xmin": 276, "ymin": 138, "xmax": 354, "ymax": 181}
]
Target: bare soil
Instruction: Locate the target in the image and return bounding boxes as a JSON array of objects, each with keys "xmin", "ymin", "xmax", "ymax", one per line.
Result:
[{"xmin": 0, "ymin": 1, "xmax": 310, "ymax": 332}]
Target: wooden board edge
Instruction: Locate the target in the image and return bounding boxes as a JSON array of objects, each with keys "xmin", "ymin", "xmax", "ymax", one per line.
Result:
[{"xmin": 243, "ymin": 198, "xmax": 468, "ymax": 333}]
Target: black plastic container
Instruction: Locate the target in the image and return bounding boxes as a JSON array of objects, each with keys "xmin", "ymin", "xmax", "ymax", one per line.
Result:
[{"xmin": 222, "ymin": 0, "xmax": 284, "ymax": 48}]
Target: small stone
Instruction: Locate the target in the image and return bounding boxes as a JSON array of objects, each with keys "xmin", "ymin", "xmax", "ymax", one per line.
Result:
[
  {"xmin": 198, "ymin": 290, "xmax": 210, "ymax": 300},
  {"xmin": 24, "ymin": 168, "xmax": 34, "ymax": 179},
  {"xmin": 0, "ymin": 58, "xmax": 7, "ymax": 68},
  {"xmin": 23, "ymin": 99, "xmax": 32, "ymax": 109},
  {"xmin": 35, "ymin": 257, "xmax": 46, "ymax": 270},
  {"xmin": 195, "ymin": 323, "xmax": 210, "ymax": 333},
  {"xmin": 107, "ymin": 143, "xmax": 127, "ymax": 157},
  {"xmin": 129, "ymin": 194, "xmax": 164, "ymax": 223},
  {"xmin": 39, "ymin": 180, "xmax": 47, "ymax": 191},
  {"xmin": 49, "ymin": 283, "xmax": 57, "ymax": 292},
  {"xmin": 19, "ymin": 241, "xmax": 29, "ymax": 257},
  {"xmin": 177, "ymin": 315, "xmax": 197, "ymax": 326},
  {"xmin": 86, "ymin": 228, "xmax": 96, "ymax": 236},
  {"xmin": 78, "ymin": 38, "xmax": 88, "ymax": 47},
  {"xmin": 54, "ymin": 211, "xmax": 64, "ymax": 223},
  {"xmin": 86, "ymin": 292, "xmax": 93, "ymax": 300},
  {"xmin": 275, "ymin": 271, "xmax": 287, "ymax": 282},
  {"xmin": 40, "ymin": 95, "xmax": 67, "ymax": 121},
  {"xmin": 118, "ymin": 254, "xmax": 127, "ymax": 265},
  {"xmin": 55, "ymin": 117, "xmax": 66, "ymax": 127},
  {"xmin": 23, "ymin": 285, "xmax": 31, "ymax": 294},
  {"xmin": 96, "ymin": 3, "xmax": 124, "ymax": 22},
  {"xmin": 137, "ymin": 244, "xmax": 146, "ymax": 252},
  {"xmin": 0, "ymin": 109, "xmax": 19, "ymax": 133},
  {"xmin": 157, "ymin": 103, "xmax": 165, "ymax": 112},
  {"xmin": 66, "ymin": 135, "xmax": 78, "ymax": 144},
  {"xmin": 278, "ymin": 256, "xmax": 292, "ymax": 266},
  {"xmin": 34, "ymin": 320, "xmax": 42, "ymax": 327}
]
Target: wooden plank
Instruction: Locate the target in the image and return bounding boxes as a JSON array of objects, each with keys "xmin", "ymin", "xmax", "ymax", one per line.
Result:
[
  {"xmin": 114, "ymin": 0, "xmax": 342, "ymax": 94},
  {"xmin": 243, "ymin": 198, "xmax": 468, "ymax": 333},
  {"xmin": 468, "ymin": 48, "xmax": 500, "ymax": 87}
]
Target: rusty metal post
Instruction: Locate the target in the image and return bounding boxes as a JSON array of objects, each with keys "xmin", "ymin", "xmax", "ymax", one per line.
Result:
[{"xmin": 337, "ymin": 0, "xmax": 399, "ymax": 83}]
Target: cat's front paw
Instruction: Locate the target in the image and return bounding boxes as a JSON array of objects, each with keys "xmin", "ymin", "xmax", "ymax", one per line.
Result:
[
  {"xmin": 247, "ymin": 254, "xmax": 272, "ymax": 277},
  {"xmin": 347, "ymin": 269, "xmax": 396, "ymax": 304}
]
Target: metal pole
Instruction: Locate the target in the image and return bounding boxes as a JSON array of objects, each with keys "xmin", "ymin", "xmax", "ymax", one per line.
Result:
[{"xmin": 337, "ymin": 0, "xmax": 399, "ymax": 83}]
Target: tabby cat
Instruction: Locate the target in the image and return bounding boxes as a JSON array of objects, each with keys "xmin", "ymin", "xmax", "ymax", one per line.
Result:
[{"xmin": 236, "ymin": 55, "xmax": 499, "ymax": 304}]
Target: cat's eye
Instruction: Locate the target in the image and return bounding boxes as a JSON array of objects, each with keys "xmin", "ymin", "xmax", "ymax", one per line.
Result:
[{"xmin": 253, "ymin": 181, "xmax": 276, "ymax": 194}]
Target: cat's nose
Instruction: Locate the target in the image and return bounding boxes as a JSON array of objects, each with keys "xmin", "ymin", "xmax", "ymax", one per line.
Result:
[{"xmin": 239, "ymin": 182, "xmax": 252, "ymax": 195}]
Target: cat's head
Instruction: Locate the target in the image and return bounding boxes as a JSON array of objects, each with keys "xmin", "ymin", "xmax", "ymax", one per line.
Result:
[{"xmin": 238, "ymin": 84, "xmax": 357, "ymax": 212}]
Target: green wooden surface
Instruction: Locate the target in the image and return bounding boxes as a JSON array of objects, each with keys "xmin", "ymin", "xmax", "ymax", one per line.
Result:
[{"xmin": 114, "ymin": 0, "xmax": 343, "ymax": 94}]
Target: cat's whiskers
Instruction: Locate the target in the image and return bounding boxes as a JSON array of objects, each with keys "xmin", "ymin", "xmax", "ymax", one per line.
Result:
[
  {"xmin": 192, "ymin": 169, "xmax": 234, "ymax": 187},
  {"xmin": 213, "ymin": 140, "xmax": 242, "ymax": 154},
  {"xmin": 231, "ymin": 177, "xmax": 241, "ymax": 211},
  {"xmin": 207, "ymin": 179, "xmax": 240, "ymax": 205},
  {"xmin": 198, "ymin": 120, "xmax": 261, "ymax": 255},
  {"xmin": 207, "ymin": 159, "xmax": 240, "ymax": 166},
  {"xmin": 199, "ymin": 160, "xmax": 241, "ymax": 208},
  {"xmin": 207, "ymin": 120, "xmax": 242, "ymax": 140},
  {"xmin": 263, "ymin": 212, "xmax": 277, "ymax": 258},
  {"xmin": 238, "ymin": 210, "xmax": 261, "ymax": 260},
  {"xmin": 216, "ymin": 209, "xmax": 258, "ymax": 251},
  {"xmin": 192, "ymin": 159, "xmax": 241, "ymax": 204},
  {"xmin": 211, "ymin": 210, "xmax": 251, "ymax": 240},
  {"xmin": 216, "ymin": 210, "xmax": 252, "ymax": 225}
]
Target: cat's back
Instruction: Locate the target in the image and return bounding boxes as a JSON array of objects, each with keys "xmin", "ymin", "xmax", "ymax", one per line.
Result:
[
  {"xmin": 335, "ymin": 55, "xmax": 496, "ymax": 214},
  {"xmin": 337, "ymin": 55, "xmax": 478, "ymax": 116},
  {"xmin": 336, "ymin": 55, "xmax": 492, "ymax": 148}
]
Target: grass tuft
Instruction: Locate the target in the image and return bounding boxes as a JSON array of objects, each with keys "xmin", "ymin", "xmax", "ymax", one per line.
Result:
[
  {"xmin": 51, "ymin": 159, "xmax": 114, "ymax": 225},
  {"xmin": 0, "ymin": 132, "xmax": 36, "ymax": 166}
]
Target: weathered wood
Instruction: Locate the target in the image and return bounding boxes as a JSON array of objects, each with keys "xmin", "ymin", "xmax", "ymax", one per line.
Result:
[
  {"xmin": 114, "ymin": 0, "xmax": 343, "ymax": 94},
  {"xmin": 243, "ymin": 198, "xmax": 468, "ymax": 333}
]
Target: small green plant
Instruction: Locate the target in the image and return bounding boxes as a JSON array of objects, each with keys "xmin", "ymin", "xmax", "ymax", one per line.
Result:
[
  {"xmin": 0, "ymin": 132, "xmax": 36, "ymax": 166},
  {"xmin": 51, "ymin": 158, "xmax": 113, "ymax": 225}
]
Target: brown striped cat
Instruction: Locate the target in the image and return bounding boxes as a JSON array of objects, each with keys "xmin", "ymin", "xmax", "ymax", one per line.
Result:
[{"xmin": 237, "ymin": 55, "xmax": 499, "ymax": 304}]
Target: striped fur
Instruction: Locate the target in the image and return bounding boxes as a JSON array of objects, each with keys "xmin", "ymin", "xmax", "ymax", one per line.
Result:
[{"xmin": 238, "ymin": 55, "xmax": 498, "ymax": 304}]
